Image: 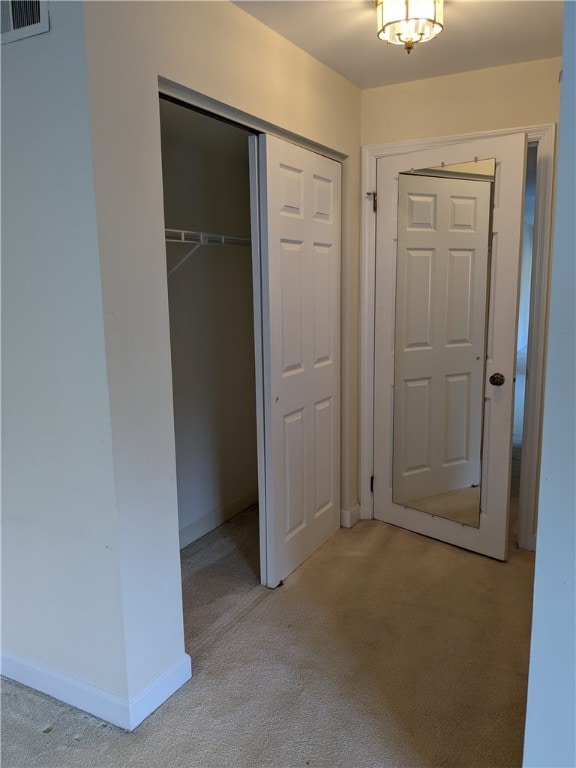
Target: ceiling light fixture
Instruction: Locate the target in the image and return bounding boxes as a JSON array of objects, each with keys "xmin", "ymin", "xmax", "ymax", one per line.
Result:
[{"xmin": 375, "ymin": 0, "xmax": 444, "ymax": 54}]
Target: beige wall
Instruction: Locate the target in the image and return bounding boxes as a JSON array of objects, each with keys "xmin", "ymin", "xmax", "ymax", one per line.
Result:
[
  {"xmin": 83, "ymin": 0, "xmax": 361, "ymax": 704},
  {"xmin": 362, "ymin": 58, "xmax": 561, "ymax": 145},
  {"xmin": 1, "ymin": 1, "xmax": 129, "ymax": 698},
  {"xmin": 84, "ymin": 1, "xmax": 362, "ymax": 531}
]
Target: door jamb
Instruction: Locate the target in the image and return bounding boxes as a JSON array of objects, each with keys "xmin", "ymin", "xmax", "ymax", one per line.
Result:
[
  {"xmin": 517, "ymin": 126, "xmax": 556, "ymax": 550},
  {"xmin": 360, "ymin": 125, "xmax": 556, "ymax": 552}
]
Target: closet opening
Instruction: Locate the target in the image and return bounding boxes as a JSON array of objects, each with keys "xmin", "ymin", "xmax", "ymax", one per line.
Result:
[{"xmin": 159, "ymin": 96, "xmax": 265, "ymax": 654}]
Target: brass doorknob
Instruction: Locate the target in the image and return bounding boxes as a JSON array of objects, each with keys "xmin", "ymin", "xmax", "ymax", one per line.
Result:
[{"xmin": 489, "ymin": 372, "xmax": 505, "ymax": 386}]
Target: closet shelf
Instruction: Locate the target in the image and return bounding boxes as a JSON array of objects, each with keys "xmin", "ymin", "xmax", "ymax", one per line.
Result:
[{"xmin": 165, "ymin": 228, "xmax": 251, "ymax": 247}]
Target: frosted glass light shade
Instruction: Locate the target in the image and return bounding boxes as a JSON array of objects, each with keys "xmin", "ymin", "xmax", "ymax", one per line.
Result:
[{"xmin": 376, "ymin": 0, "xmax": 443, "ymax": 51}]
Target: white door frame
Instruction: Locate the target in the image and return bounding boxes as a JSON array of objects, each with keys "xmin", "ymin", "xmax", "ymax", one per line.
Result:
[{"xmin": 360, "ymin": 125, "xmax": 556, "ymax": 552}]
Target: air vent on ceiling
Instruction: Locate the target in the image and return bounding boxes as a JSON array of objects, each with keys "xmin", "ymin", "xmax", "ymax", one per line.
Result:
[{"xmin": 1, "ymin": 0, "xmax": 49, "ymax": 45}]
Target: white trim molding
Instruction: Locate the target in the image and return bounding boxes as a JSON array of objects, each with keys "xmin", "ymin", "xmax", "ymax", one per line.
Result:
[
  {"xmin": 341, "ymin": 505, "xmax": 361, "ymax": 528},
  {"xmin": 179, "ymin": 489, "xmax": 259, "ymax": 549},
  {"xmin": 2, "ymin": 652, "xmax": 192, "ymax": 731},
  {"xmin": 517, "ymin": 125, "xmax": 556, "ymax": 551},
  {"xmin": 360, "ymin": 125, "xmax": 556, "ymax": 550}
]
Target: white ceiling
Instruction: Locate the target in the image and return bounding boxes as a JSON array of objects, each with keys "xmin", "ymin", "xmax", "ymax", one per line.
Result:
[{"xmin": 234, "ymin": 1, "xmax": 563, "ymax": 89}]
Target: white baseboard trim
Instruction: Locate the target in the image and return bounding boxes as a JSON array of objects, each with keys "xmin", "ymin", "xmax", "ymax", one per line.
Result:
[
  {"xmin": 340, "ymin": 505, "xmax": 361, "ymax": 528},
  {"xmin": 517, "ymin": 531, "xmax": 537, "ymax": 552},
  {"xmin": 360, "ymin": 502, "xmax": 373, "ymax": 520},
  {"xmin": 179, "ymin": 488, "xmax": 258, "ymax": 549},
  {"xmin": 1, "ymin": 651, "xmax": 192, "ymax": 731}
]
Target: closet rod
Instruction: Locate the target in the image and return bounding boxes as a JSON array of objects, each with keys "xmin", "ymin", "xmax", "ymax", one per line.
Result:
[{"xmin": 165, "ymin": 228, "xmax": 251, "ymax": 248}]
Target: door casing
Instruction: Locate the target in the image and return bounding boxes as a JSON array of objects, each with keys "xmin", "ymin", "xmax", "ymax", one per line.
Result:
[{"xmin": 360, "ymin": 125, "xmax": 556, "ymax": 551}]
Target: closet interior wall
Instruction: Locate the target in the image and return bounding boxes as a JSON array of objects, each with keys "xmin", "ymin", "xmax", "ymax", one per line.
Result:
[{"xmin": 159, "ymin": 98, "xmax": 258, "ymax": 548}]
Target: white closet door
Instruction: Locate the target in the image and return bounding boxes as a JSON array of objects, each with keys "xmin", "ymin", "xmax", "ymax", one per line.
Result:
[
  {"xmin": 374, "ymin": 132, "xmax": 526, "ymax": 560},
  {"xmin": 251, "ymin": 134, "xmax": 341, "ymax": 587}
]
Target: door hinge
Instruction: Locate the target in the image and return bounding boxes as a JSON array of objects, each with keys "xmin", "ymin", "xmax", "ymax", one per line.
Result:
[
  {"xmin": 367, "ymin": 191, "xmax": 377, "ymax": 213},
  {"xmin": 370, "ymin": 475, "xmax": 374, "ymax": 493}
]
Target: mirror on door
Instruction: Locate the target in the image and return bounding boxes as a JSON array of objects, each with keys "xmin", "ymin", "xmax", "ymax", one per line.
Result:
[{"xmin": 392, "ymin": 159, "xmax": 496, "ymax": 528}]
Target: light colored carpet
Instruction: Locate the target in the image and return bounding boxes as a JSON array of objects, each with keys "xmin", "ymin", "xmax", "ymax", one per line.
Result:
[
  {"xmin": 407, "ymin": 486, "xmax": 480, "ymax": 527},
  {"xmin": 179, "ymin": 504, "xmax": 268, "ymax": 655},
  {"xmin": 2, "ymin": 514, "xmax": 534, "ymax": 768}
]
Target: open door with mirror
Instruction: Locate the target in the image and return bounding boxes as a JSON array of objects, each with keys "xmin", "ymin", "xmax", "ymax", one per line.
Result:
[
  {"xmin": 373, "ymin": 133, "xmax": 526, "ymax": 560},
  {"xmin": 393, "ymin": 164, "xmax": 494, "ymax": 529}
]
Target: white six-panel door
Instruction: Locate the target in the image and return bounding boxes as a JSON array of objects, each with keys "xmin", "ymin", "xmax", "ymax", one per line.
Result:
[
  {"xmin": 393, "ymin": 174, "xmax": 492, "ymax": 504},
  {"xmin": 252, "ymin": 135, "xmax": 341, "ymax": 587},
  {"xmin": 374, "ymin": 132, "xmax": 526, "ymax": 560}
]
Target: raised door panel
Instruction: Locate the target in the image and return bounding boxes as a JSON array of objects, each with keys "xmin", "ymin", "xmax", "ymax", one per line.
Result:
[
  {"xmin": 446, "ymin": 249, "xmax": 474, "ymax": 345},
  {"xmin": 313, "ymin": 244, "xmax": 334, "ymax": 368},
  {"xmin": 402, "ymin": 249, "xmax": 434, "ymax": 351},
  {"xmin": 444, "ymin": 373, "xmax": 471, "ymax": 466},
  {"xmin": 314, "ymin": 397, "xmax": 333, "ymax": 516},
  {"xmin": 280, "ymin": 240, "xmax": 305, "ymax": 377},
  {"xmin": 283, "ymin": 409, "xmax": 306, "ymax": 537}
]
